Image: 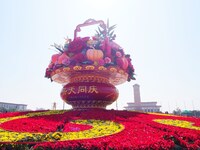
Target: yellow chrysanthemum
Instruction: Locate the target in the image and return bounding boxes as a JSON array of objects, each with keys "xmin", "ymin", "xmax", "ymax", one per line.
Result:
[{"xmin": 154, "ymin": 119, "xmax": 200, "ymax": 130}]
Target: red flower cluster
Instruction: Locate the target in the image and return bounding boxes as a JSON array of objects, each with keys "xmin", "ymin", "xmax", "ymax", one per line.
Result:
[
  {"xmin": 67, "ymin": 37, "xmax": 89, "ymax": 53},
  {"xmin": 0, "ymin": 110, "xmax": 200, "ymax": 150}
]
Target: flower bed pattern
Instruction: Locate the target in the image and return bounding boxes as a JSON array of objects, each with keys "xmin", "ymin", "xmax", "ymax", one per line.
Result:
[{"xmin": 0, "ymin": 110, "xmax": 200, "ymax": 149}]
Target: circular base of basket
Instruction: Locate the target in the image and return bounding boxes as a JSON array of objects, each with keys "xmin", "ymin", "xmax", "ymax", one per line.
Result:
[
  {"xmin": 60, "ymin": 79, "xmax": 119, "ymax": 109},
  {"xmin": 66, "ymin": 100, "xmax": 113, "ymax": 110}
]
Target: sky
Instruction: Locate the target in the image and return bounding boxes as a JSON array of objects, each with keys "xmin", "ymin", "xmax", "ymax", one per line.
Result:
[{"xmin": 0, "ymin": 0, "xmax": 200, "ymax": 112}]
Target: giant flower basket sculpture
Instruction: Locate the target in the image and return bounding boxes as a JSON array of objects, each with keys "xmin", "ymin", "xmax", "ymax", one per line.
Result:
[{"xmin": 45, "ymin": 19, "xmax": 135, "ymax": 109}]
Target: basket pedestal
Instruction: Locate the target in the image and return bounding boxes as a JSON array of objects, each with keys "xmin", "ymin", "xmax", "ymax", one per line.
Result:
[
  {"xmin": 60, "ymin": 75, "xmax": 118, "ymax": 109},
  {"xmin": 51, "ymin": 66, "xmax": 128, "ymax": 110}
]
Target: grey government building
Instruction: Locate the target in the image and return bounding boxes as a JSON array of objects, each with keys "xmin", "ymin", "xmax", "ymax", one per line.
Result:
[
  {"xmin": 0, "ymin": 102, "xmax": 27, "ymax": 112},
  {"xmin": 124, "ymin": 84, "xmax": 161, "ymax": 112}
]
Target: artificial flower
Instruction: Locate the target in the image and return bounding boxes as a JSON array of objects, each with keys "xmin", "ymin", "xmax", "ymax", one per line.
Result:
[
  {"xmin": 68, "ymin": 37, "xmax": 88, "ymax": 53},
  {"xmin": 104, "ymin": 57, "xmax": 111, "ymax": 64}
]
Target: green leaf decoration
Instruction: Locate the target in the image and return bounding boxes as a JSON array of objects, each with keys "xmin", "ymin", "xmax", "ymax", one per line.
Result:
[
  {"xmin": 108, "ymin": 24, "xmax": 116, "ymax": 33},
  {"xmin": 95, "ymin": 20, "xmax": 117, "ymax": 41}
]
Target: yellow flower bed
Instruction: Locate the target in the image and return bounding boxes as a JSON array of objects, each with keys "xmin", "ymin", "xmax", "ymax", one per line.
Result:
[
  {"xmin": 154, "ymin": 119, "xmax": 200, "ymax": 130},
  {"xmin": 148, "ymin": 112, "xmax": 178, "ymax": 117}
]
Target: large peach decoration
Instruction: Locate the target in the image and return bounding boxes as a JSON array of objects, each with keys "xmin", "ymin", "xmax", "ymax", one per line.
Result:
[{"xmin": 45, "ymin": 19, "xmax": 135, "ymax": 109}]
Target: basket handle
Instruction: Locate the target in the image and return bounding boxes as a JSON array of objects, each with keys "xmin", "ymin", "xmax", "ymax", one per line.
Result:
[{"xmin": 74, "ymin": 19, "xmax": 106, "ymax": 39}]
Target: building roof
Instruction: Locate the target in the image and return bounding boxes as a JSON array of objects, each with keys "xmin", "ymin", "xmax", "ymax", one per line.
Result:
[
  {"xmin": 127, "ymin": 101, "xmax": 158, "ymax": 105},
  {"xmin": 126, "ymin": 101, "xmax": 161, "ymax": 108},
  {"xmin": 0, "ymin": 102, "xmax": 27, "ymax": 106}
]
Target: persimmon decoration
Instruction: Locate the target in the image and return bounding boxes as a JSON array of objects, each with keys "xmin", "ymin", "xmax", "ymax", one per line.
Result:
[{"xmin": 86, "ymin": 49, "xmax": 104, "ymax": 62}]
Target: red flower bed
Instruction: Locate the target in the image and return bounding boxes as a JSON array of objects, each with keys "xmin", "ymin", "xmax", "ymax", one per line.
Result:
[
  {"xmin": 0, "ymin": 113, "xmax": 92, "ymax": 133},
  {"xmin": 0, "ymin": 110, "xmax": 37, "ymax": 119},
  {"xmin": 0, "ymin": 109, "xmax": 199, "ymax": 150}
]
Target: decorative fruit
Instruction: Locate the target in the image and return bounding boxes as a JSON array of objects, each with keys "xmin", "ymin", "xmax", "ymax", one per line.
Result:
[
  {"xmin": 100, "ymin": 37, "xmax": 111, "ymax": 57},
  {"xmin": 116, "ymin": 56, "xmax": 128, "ymax": 70},
  {"xmin": 86, "ymin": 49, "xmax": 104, "ymax": 62},
  {"xmin": 51, "ymin": 54, "xmax": 60, "ymax": 63},
  {"xmin": 58, "ymin": 53, "xmax": 69, "ymax": 64}
]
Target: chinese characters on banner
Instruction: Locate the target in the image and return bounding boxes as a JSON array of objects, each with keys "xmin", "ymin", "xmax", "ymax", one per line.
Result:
[{"xmin": 65, "ymin": 86, "xmax": 99, "ymax": 94}]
